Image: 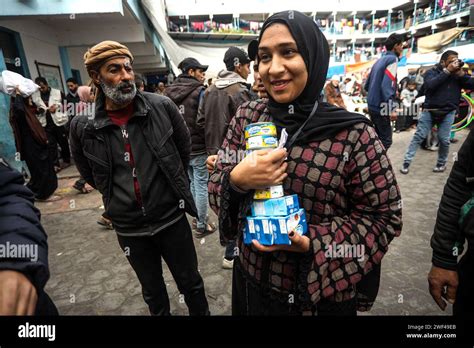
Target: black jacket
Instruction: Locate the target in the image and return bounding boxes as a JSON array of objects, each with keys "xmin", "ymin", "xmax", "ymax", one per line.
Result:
[
  {"xmin": 423, "ymin": 65, "xmax": 474, "ymax": 111},
  {"xmin": 0, "ymin": 158, "xmax": 50, "ymax": 292},
  {"xmin": 165, "ymin": 75, "xmax": 206, "ymax": 156},
  {"xmin": 431, "ymin": 129, "xmax": 474, "ymax": 270},
  {"xmin": 66, "ymin": 92, "xmax": 81, "ymax": 118},
  {"xmin": 70, "ymin": 91, "xmax": 197, "ymax": 235}
]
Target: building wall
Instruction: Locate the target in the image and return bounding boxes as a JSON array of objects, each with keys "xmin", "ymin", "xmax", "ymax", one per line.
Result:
[
  {"xmin": 0, "ymin": 0, "xmax": 123, "ymax": 16},
  {"xmin": 0, "ymin": 19, "xmax": 66, "ymax": 90},
  {"xmin": 67, "ymin": 46, "xmax": 90, "ymax": 86}
]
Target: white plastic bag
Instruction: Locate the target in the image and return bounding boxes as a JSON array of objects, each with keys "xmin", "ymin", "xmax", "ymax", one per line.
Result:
[
  {"xmin": 0, "ymin": 70, "xmax": 39, "ymax": 97},
  {"xmin": 414, "ymin": 95, "xmax": 425, "ymax": 105}
]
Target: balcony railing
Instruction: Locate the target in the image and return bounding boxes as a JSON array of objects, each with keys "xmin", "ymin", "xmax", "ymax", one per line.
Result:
[
  {"xmin": 168, "ymin": 0, "xmax": 471, "ymax": 37},
  {"xmin": 414, "ymin": 0, "xmax": 470, "ymax": 25}
]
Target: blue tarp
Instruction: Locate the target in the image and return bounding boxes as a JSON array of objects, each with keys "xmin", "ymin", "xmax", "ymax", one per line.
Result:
[{"xmin": 326, "ymin": 64, "xmax": 345, "ymax": 78}]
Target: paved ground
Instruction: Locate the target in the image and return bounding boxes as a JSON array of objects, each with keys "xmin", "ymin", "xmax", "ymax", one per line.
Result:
[{"xmin": 38, "ymin": 128, "xmax": 469, "ymax": 316}]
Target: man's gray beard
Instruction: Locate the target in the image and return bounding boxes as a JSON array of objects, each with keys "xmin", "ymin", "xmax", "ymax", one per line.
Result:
[{"xmin": 99, "ymin": 79, "xmax": 136, "ymax": 106}]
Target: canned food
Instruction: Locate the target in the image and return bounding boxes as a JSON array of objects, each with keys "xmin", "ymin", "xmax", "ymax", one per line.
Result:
[
  {"xmin": 254, "ymin": 185, "xmax": 284, "ymax": 200},
  {"xmin": 246, "ymin": 135, "xmax": 278, "ymax": 150},
  {"xmin": 245, "ymin": 122, "xmax": 277, "ymax": 139}
]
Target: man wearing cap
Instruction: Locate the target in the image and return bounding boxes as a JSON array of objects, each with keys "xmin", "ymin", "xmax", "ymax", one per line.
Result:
[
  {"xmin": 70, "ymin": 40, "xmax": 209, "ymax": 315},
  {"xmin": 165, "ymin": 58, "xmax": 217, "ymax": 237},
  {"xmin": 197, "ymin": 46, "xmax": 252, "ymax": 269},
  {"xmin": 365, "ymin": 33, "xmax": 406, "ymax": 150}
]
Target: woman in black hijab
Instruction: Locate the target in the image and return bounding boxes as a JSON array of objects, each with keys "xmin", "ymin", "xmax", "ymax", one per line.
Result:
[
  {"xmin": 9, "ymin": 87, "xmax": 59, "ymax": 201},
  {"xmin": 208, "ymin": 10, "xmax": 402, "ymax": 315}
]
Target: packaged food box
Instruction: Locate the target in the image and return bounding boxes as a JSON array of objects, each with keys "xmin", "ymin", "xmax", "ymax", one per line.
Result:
[
  {"xmin": 253, "ymin": 185, "xmax": 284, "ymax": 200},
  {"xmin": 250, "ymin": 194, "xmax": 300, "ymax": 217},
  {"xmin": 244, "ymin": 208, "xmax": 308, "ymax": 245}
]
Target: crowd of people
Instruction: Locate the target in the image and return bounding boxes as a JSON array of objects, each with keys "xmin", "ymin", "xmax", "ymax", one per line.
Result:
[{"xmin": 1, "ymin": 9, "xmax": 474, "ymax": 317}]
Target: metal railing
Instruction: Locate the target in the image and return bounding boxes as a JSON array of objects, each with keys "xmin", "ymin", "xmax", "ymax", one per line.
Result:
[{"xmin": 168, "ymin": 0, "xmax": 471, "ymax": 37}]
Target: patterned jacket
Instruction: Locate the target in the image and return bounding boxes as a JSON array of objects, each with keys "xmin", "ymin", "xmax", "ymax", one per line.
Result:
[{"xmin": 208, "ymin": 99, "xmax": 403, "ymax": 313}]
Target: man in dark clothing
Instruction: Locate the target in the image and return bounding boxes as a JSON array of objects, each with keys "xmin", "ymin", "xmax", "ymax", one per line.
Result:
[
  {"xmin": 32, "ymin": 77, "xmax": 71, "ymax": 171},
  {"xmin": 165, "ymin": 57, "xmax": 216, "ymax": 237},
  {"xmin": 70, "ymin": 40, "xmax": 209, "ymax": 316},
  {"xmin": 365, "ymin": 33, "xmax": 406, "ymax": 150},
  {"xmin": 198, "ymin": 46, "xmax": 252, "ymax": 156},
  {"xmin": 400, "ymin": 50, "xmax": 474, "ymax": 174},
  {"xmin": 197, "ymin": 46, "xmax": 252, "ymax": 269},
  {"xmin": 429, "ymin": 128, "xmax": 474, "ymax": 315},
  {"xmin": 0, "ymin": 157, "xmax": 58, "ymax": 315},
  {"xmin": 65, "ymin": 77, "xmax": 81, "ymax": 131}
]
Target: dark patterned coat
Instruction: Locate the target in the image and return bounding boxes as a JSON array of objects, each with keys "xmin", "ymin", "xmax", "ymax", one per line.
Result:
[{"xmin": 209, "ymin": 99, "xmax": 403, "ymax": 313}]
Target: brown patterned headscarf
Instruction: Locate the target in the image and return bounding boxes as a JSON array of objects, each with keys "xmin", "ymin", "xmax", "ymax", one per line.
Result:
[{"xmin": 84, "ymin": 40, "xmax": 134, "ymax": 77}]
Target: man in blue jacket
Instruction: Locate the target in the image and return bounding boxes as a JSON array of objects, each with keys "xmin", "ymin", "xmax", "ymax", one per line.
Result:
[
  {"xmin": 0, "ymin": 157, "xmax": 57, "ymax": 315},
  {"xmin": 365, "ymin": 33, "xmax": 405, "ymax": 150},
  {"xmin": 400, "ymin": 50, "xmax": 474, "ymax": 174}
]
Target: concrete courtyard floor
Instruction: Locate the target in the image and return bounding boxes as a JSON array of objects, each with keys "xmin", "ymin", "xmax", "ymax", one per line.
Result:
[{"xmin": 38, "ymin": 128, "xmax": 470, "ymax": 315}]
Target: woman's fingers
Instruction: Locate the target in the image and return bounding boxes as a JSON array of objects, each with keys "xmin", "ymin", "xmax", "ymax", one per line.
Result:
[
  {"xmin": 252, "ymin": 240, "xmax": 281, "ymax": 252},
  {"xmin": 274, "ymin": 173, "xmax": 288, "ymax": 185},
  {"xmin": 288, "ymin": 232, "xmax": 310, "ymax": 252},
  {"xmin": 267, "ymin": 148, "xmax": 287, "ymax": 163},
  {"xmin": 251, "ymin": 234, "xmax": 310, "ymax": 253}
]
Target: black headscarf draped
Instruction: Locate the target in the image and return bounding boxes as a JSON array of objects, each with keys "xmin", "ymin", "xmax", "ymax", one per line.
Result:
[{"xmin": 258, "ymin": 11, "xmax": 371, "ymax": 146}]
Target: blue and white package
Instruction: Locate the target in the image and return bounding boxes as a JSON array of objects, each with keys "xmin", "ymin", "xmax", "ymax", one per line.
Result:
[
  {"xmin": 245, "ymin": 217, "xmax": 274, "ymax": 245},
  {"xmin": 244, "ymin": 209, "xmax": 308, "ymax": 245},
  {"xmin": 250, "ymin": 194, "xmax": 300, "ymax": 217},
  {"xmin": 272, "ymin": 208, "xmax": 308, "ymax": 245}
]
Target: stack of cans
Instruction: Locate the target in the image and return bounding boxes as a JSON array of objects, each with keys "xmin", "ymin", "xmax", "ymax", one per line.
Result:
[
  {"xmin": 243, "ymin": 122, "xmax": 308, "ymax": 245},
  {"xmin": 244, "ymin": 122, "xmax": 283, "ymax": 200}
]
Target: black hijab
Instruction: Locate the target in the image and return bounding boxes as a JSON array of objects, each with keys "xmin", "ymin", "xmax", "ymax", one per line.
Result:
[{"xmin": 258, "ymin": 11, "xmax": 371, "ymax": 146}]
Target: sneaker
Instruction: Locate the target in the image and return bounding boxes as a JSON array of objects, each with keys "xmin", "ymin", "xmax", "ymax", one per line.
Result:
[
  {"xmin": 400, "ymin": 163, "xmax": 410, "ymax": 175},
  {"xmin": 194, "ymin": 222, "xmax": 217, "ymax": 238},
  {"xmin": 222, "ymin": 257, "xmax": 234, "ymax": 269},
  {"xmin": 433, "ymin": 165, "xmax": 446, "ymax": 173}
]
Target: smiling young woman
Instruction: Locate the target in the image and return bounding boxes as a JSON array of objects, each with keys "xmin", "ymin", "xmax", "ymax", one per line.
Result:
[
  {"xmin": 257, "ymin": 23, "xmax": 308, "ymax": 103},
  {"xmin": 208, "ymin": 10, "xmax": 403, "ymax": 315}
]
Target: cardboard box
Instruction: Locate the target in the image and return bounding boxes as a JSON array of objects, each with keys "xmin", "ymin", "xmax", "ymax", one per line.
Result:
[
  {"xmin": 244, "ymin": 208, "xmax": 308, "ymax": 245},
  {"xmin": 251, "ymin": 194, "xmax": 300, "ymax": 216},
  {"xmin": 244, "ymin": 216, "xmax": 274, "ymax": 245},
  {"xmin": 253, "ymin": 185, "xmax": 284, "ymax": 200}
]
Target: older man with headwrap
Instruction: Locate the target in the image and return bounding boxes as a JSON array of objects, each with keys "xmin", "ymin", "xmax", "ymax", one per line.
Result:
[{"xmin": 69, "ymin": 40, "xmax": 209, "ymax": 316}]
